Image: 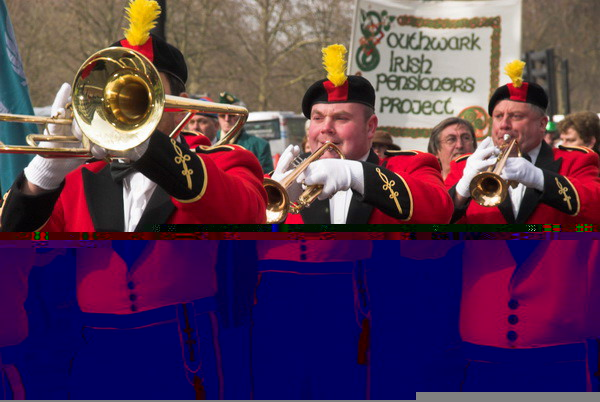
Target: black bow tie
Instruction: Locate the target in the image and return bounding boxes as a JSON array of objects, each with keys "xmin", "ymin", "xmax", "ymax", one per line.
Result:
[{"xmin": 110, "ymin": 160, "xmax": 136, "ymax": 182}]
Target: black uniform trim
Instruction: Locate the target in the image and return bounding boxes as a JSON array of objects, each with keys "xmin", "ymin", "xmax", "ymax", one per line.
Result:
[
  {"xmin": 361, "ymin": 161, "xmax": 413, "ymax": 220},
  {"xmin": 134, "ymin": 131, "xmax": 208, "ymax": 203},
  {"xmin": 0, "ymin": 172, "xmax": 63, "ymax": 232},
  {"xmin": 384, "ymin": 149, "xmax": 419, "ymax": 156},
  {"xmin": 134, "ymin": 186, "xmax": 175, "ymax": 230},
  {"xmin": 540, "ymin": 170, "xmax": 580, "ymax": 216},
  {"xmin": 299, "ymin": 198, "xmax": 331, "ymax": 224},
  {"xmin": 180, "ymin": 130, "xmax": 202, "ymax": 137},
  {"xmin": 453, "ymin": 154, "xmax": 471, "ymax": 163},
  {"xmin": 82, "ymin": 165, "xmax": 125, "ymax": 231},
  {"xmin": 448, "ymin": 185, "xmax": 469, "ymax": 223},
  {"xmin": 194, "ymin": 145, "xmax": 236, "ymax": 154},
  {"xmin": 558, "ymin": 144, "xmax": 592, "ymax": 154}
]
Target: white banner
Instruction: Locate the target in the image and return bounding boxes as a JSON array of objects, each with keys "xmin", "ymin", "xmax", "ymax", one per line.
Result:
[{"xmin": 349, "ymin": 0, "xmax": 522, "ymax": 151}]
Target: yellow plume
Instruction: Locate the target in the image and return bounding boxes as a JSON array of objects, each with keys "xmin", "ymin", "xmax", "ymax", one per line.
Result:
[
  {"xmin": 123, "ymin": 0, "xmax": 161, "ymax": 46},
  {"xmin": 322, "ymin": 44, "xmax": 348, "ymax": 87},
  {"xmin": 504, "ymin": 60, "xmax": 526, "ymax": 88}
]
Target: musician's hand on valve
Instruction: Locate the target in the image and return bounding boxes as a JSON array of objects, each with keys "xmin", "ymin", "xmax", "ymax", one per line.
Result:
[
  {"xmin": 500, "ymin": 157, "xmax": 544, "ymax": 191},
  {"xmin": 299, "ymin": 159, "xmax": 364, "ymax": 201},
  {"xmin": 271, "ymin": 144, "xmax": 303, "ymax": 202},
  {"xmin": 24, "ymin": 83, "xmax": 88, "ymax": 191},
  {"xmin": 455, "ymin": 136, "xmax": 500, "ymax": 198}
]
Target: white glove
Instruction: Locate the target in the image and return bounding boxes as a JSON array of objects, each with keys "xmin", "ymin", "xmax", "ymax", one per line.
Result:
[
  {"xmin": 500, "ymin": 157, "xmax": 544, "ymax": 191},
  {"xmin": 271, "ymin": 144, "xmax": 303, "ymax": 202},
  {"xmin": 299, "ymin": 159, "xmax": 364, "ymax": 200},
  {"xmin": 455, "ymin": 136, "xmax": 500, "ymax": 198},
  {"xmin": 24, "ymin": 83, "xmax": 88, "ymax": 190}
]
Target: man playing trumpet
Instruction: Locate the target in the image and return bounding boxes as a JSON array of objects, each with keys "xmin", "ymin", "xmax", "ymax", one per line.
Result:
[
  {"xmin": 0, "ymin": 0, "xmax": 266, "ymax": 231},
  {"xmin": 447, "ymin": 61, "xmax": 600, "ymax": 224},
  {"xmin": 271, "ymin": 45, "xmax": 453, "ymax": 224}
]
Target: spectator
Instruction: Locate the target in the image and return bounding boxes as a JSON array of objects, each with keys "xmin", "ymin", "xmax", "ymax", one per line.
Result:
[
  {"xmin": 217, "ymin": 92, "xmax": 274, "ymax": 173},
  {"xmin": 185, "ymin": 96, "xmax": 220, "ymax": 144},
  {"xmin": 557, "ymin": 111, "xmax": 600, "ymax": 154},
  {"xmin": 544, "ymin": 121, "xmax": 560, "ymax": 147},
  {"xmin": 427, "ymin": 118, "xmax": 477, "ymax": 181},
  {"xmin": 371, "ymin": 130, "xmax": 400, "ymax": 160}
]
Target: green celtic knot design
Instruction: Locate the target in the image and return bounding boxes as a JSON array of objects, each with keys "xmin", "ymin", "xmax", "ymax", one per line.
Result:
[{"xmin": 356, "ymin": 9, "xmax": 395, "ymax": 71}]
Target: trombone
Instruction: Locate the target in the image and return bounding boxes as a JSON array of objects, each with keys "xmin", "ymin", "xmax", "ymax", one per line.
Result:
[
  {"xmin": 469, "ymin": 134, "xmax": 521, "ymax": 207},
  {"xmin": 263, "ymin": 142, "xmax": 344, "ymax": 224},
  {"xmin": 0, "ymin": 47, "xmax": 247, "ymax": 158}
]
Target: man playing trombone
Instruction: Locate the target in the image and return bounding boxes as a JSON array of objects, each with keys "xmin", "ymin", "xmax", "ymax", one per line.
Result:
[
  {"xmin": 447, "ymin": 61, "xmax": 600, "ymax": 224},
  {"xmin": 269, "ymin": 45, "xmax": 453, "ymax": 224},
  {"xmin": 0, "ymin": 2, "xmax": 266, "ymax": 231}
]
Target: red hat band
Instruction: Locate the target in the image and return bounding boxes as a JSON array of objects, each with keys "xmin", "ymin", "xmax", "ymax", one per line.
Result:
[
  {"xmin": 120, "ymin": 36, "xmax": 155, "ymax": 63},
  {"xmin": 323, "ymin": 80, "xmax": 349, "ymax": 102},
  {"xmin": 507, "ymin": 82, "xmax": 529, "ymax": 103}
]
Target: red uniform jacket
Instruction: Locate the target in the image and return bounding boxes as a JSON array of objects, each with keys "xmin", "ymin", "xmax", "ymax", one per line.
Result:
[
  {"xmin": 461, "ymin": 241, "xmax": 600, "ymax": 348},
  {"xmin": 285, "ymin": 150, "xmax": 453, "ymax": 224},
  {"xmin": 445, "ymin": 143, "xmax": 600, "ymax": 224},
  {"xmin": 1, "ymin": 131, "xmax": 267, "ymax": 231},
  {"xmin": 257, "ymin": 240, "xmax": 373, "ymax": 262},
  {"xmin": 76, "ymin": 241, "xmax": 219, "ymax": 314}
]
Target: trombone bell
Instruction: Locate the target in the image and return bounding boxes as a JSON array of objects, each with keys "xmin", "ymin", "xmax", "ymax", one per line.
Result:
[{"xmin": 72, "ymin": 47, "xmax": 164, "ymax": 152}]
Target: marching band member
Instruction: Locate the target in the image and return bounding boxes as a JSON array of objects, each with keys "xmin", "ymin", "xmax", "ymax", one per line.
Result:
[
  {"xmin": 252, "ymin": 239, "xmax": 374, "ymax": 399},
  {"xmin": 271, "ymin": 45, "xmax": 453, "ymax": 224},
  {"xmin": 446, "ymin": 60, "xmax": 600, "ymax": 223},
  {"xmin": 0, "ymin": 246, "xmax": 34, "ymax": 400},
  {"xmin": 0, "ymin": 243, "xmax": 65, "ymax": 400},
  {"xmin": 67, "ymin": 240, "xmax": 225, "ymax": 399},
  {"xmin": 459, "ymin": 240, "xmax": 600, "ymax": 391},
  {"xmin": 0, "ymin": 0, "xmax": 266, "ymax": 231}
]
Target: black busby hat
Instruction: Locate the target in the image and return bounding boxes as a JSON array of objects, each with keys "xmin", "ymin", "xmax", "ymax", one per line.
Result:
[
  {"xmin": 301, "ymin": 44, "xmax": 375, "ymax": 119},
  {"xmin": 110, "ymin": 0, "xmax": 187, "ymax": 86},
  {"xmin": 488, "ymin": 60, "xmax": 548, "ymax": 116}
]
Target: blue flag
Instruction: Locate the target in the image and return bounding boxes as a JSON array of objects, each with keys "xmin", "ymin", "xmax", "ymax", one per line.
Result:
[{"xmin": 0, "ymin": 0, "xmax": 35, "ymax": 194}]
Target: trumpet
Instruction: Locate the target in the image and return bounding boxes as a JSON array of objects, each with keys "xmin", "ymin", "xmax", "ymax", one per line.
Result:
[
  {"xmin": 263, "ymin": 142, "xmax": 344, "ymax": 224},
  {"xmin": 0, "ymin": 47, "xmax": 247, "ymax": 158},
  {"xmin": 469, "ymin": 135, "xmax": 521, "ymax": 207}
]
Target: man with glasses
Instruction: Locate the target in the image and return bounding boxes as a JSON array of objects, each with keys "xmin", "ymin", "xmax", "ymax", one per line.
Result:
[{"xmin": 427, "ymin": 118, "xmax": 477, "ymax": 182}]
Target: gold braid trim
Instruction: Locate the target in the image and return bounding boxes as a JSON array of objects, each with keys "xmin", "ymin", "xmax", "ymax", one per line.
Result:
[
  {"xmin": 376, "ymin": 167, "xmax": 402, "ymax": 215},
  {"xmin": 171, "ymin": 139, "xmax": 193, "ymax": 190},
  {"xmin": 555, "ymin": 177, "xmax": 572, "ymax": 212},
  {"xmin": 557, "ymin": 176, "xmax": 581, "ymax": 216}
]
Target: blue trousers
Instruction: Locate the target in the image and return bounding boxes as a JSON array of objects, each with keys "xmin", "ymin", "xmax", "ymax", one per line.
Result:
[
  {"xmin": 460, "ymin": 342, "xmax": 591, "ymax": 392},
  {"xmin": 70, "ymin": 298, "xmax": 222, "ymax": 399},
  {"xmin": 0, "ymin": 349, "xmax": 24, "ymax": 400},
  {"xmin": 251, "ymin": 260, "xmax": 369, "ymax": 399}
]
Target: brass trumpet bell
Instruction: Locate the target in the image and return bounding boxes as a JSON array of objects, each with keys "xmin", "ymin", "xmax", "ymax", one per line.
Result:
[
  {"xmin": 469, "ymin": 137, "xmax": 521, "ymax": 207},
  {"xmin": 0, "ymin": 47, "xmax": 248, "ymax": 157},
  {"xmin": 264, "ymin": 142, "xmax": 344, "ymax": 224}
]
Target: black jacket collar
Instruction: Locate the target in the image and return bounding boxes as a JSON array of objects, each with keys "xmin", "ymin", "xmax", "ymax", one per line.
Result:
[
  {"xmin": 82, "ymin": 165, "xmax": 174, "ymax": 231},
  {"xmin": 502, "ymin": 141, "xmax": 562, "ymax": 223}
]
